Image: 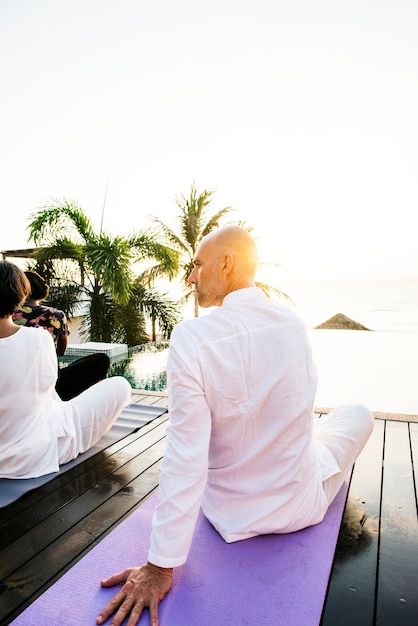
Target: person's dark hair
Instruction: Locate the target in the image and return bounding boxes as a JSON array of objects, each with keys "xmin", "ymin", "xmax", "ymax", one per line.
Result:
[
  {"xmin": 0, "ymin": 261, "xmax": 30, "ymax": 317},
  {"xmin": 24, "ymin": 270, "xmax": 49, "ymax": 301}
]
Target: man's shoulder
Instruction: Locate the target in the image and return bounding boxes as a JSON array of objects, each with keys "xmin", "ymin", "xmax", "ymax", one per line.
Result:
[{"xmin": 172, "ymin": 312, "xmax": 216, "ymax": 339}]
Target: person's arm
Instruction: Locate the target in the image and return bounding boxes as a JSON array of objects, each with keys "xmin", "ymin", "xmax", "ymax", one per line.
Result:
[
  {"xmin": 96, "ymin": 323, "xmax": 211, "ymax": 625},
  {"xmin": 55, "ymin": 309, "xmax": 69, "ymax": 356},
  {"xmin": 56, "ymin": 332, "xmax": 68, "ymax": 356}
]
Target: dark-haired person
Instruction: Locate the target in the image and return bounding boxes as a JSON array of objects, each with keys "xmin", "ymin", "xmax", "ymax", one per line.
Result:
[
  {"xmin": 13, "ymin": 270, "xmax": 111, "ymax": 401},
  {"xmin": 12, "ymin": 270, "xmax": 70, "ymax": 356},
  {"xmin": 0, "ymin": 260, "xmax": 131, "ymax": 479}
]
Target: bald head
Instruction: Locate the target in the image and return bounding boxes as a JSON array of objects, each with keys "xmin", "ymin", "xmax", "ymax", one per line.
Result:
[
  {"xmin": 188, "ymin": 225, "xmax": 259, "ymax": 308},
  {"xmin": 204, "ymin": 225, "xmax": 259, "ymax": 277}
]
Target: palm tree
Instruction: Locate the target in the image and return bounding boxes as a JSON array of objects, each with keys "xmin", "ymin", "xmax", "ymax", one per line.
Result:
[
  {"xmin": 26, "ymin": 198, "xmax": 182, "ymax": 346},
  {"xmin": 151, "ymin": 187, "xmax": 292, "ymax": 316},
  {"xmin": 130, "ymin": 278, "xmax": 183, "ymax": 343},
  {"xmin": 150, "ymin": 183, "xmax": 234, "ymax": 317}
]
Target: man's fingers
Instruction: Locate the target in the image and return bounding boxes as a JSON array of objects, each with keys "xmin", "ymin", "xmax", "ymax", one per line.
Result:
[
  {"xmin": 97, "ymin": 580, "xmax": 134, "ymax": 621},
  {"xmin": 126, "ymin": 600, "xmax": 147, "ymax": 626},
  {"xmin": 96, "ymin": 588, "xmax": 127, "ymax": 624},
  {"xmin": 148, "ymin": 595, "xmax": 160, "ymax": 626},
  {"xmin": 111, "ymin": 594, "xmax": 143, "ymax": 626},
  {"xmin": 100, "ymin": 569, "xmax": 130, "ymax": 587},
  {"xmin": 97, "ymin": 585, "xmax": 144, "ymax": 626}
]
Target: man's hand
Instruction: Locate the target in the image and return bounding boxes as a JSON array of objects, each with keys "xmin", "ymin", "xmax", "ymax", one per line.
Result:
[{"xmin": 96, "ymin": 562, "xmax": 173, "ymax": 626}]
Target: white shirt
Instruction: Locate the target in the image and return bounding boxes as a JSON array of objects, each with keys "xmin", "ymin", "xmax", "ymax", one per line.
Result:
[
  {"xmin": 0, "ymin": 326, "xmax": 71, "ymax": 478},
  {"xmin": 149, "ymin": 287, "xmax": 338, "ymax": 568}
]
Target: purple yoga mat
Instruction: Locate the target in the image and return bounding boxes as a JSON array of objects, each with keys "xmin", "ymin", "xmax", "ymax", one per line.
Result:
[{"xmin": 12, "ymin": 483, "xmax": 348, "ymax": 626}]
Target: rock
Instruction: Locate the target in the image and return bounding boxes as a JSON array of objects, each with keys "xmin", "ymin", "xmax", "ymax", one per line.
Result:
[{"xmin": 314, "ymin": 313, "xmax": 372, "ymax": 331}]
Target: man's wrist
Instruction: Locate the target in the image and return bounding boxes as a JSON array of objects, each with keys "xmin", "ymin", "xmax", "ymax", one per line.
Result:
[{"xmin": 146, "ymin": 561, "xmax": 173, "ymax": 578}]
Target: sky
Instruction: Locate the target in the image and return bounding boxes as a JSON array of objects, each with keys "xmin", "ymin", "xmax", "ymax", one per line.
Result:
[{"xmin": 1, "ymin": 0, "xmax": 418, "ymax": 283}]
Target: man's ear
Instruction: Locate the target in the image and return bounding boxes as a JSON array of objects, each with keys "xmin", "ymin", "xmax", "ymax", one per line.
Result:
[{"xmin": 222, "ymin": 253, "xmax": 234, "ymax": 274}]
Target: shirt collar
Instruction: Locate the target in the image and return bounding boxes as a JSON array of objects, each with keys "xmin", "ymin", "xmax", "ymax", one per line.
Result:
[{"xmin": 222, "ymin": 287, "xmax": 265, "ymax": 307}]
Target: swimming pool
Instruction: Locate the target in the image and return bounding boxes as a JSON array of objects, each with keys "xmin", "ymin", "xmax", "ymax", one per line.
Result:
[
  {"xmin": 109, "ymin": 344, "xmax": 169, "ymax": 391},
  {"xmin": 60, "ymin": 343, "xmax": 169, "ymax": 392}
]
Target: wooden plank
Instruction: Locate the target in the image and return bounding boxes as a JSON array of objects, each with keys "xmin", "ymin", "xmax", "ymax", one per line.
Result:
[
  {"xmin": 314, "ymin": 407, "xmax": 418, "ymax": 423},
  {"xmin": 0, "ymin": 415, "xmax": 168, "ymax": 543},
  {"xmin": 0, "ymin": 410, "xmax": 168, "ymax": 523},
  {"xmin": 321, "ymin": 418, "xmax": 383, "ymax": 625},
  {"xmin": 131, "ymin": 391, "xmax": 169, "ymax": 407},
  {"xmin": 376, "ymin": 420, "xmax": 418, "ymax": 625},
  {"xmin": 0, "ymin": 434, "xmax": 166, "ymax": 578}
]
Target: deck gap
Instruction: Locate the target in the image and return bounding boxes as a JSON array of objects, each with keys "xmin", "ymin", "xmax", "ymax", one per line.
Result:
[
  {"xmin": 373, "ymin": 419, "xmax": 386, "ymax": 625},
  {"xmin": 407, "ymin": 423, "xmax": 418, "ymax": 518}
]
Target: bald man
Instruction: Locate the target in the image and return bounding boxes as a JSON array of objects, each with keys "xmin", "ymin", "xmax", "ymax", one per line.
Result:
[{"xmin": 97, "ymin": 226, "xmax": 373, "ymax": 626}]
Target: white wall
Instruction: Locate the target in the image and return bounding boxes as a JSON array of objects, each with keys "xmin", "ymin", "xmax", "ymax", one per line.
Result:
[{"xmin": 67, "ymin": 316, "xmax": 84, "ymax": 344}]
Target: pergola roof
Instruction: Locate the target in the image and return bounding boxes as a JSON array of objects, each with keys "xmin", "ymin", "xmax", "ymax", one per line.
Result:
[{"xmin": 1, "ymin": 248, "xmax": 37, "ymax": 259}]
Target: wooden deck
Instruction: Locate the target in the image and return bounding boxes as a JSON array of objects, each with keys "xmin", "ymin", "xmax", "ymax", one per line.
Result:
[{"xmin": 0, "ymin": 392, "xmax": 417, "ymax": 626}]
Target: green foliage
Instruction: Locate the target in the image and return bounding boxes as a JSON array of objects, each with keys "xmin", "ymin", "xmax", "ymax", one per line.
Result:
[
  {"xmin": 150, "ymin": 183, "xmax": 235, "ymax": 316},
  {"xmin": 133, "ymin": 278, "xmax": 183, "ymax": 340},
  {"xmin": 26, "ymin": 198, "xmax": 182, "ymax": 346},
  {"xmin": 150, "ymin": 186, "xmax": 291, "ymax": 316}
]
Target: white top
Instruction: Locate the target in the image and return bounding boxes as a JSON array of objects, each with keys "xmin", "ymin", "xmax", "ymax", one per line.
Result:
[
  {"xmin": 148, "ymin": 287, "xmax": 339, "ymax": 568},
  {"xmin": 0, "ymin": 326, "xmax": 72, "ymax": 478}
]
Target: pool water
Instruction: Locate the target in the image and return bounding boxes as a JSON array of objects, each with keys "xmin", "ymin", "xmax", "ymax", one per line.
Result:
[
  {"xmin": 108, "ymin": 344, "xmax": 169, "ymax": 391},
  {"xmin": 59, "ymin": 343, "xmax": 169, "ymax": 392}
]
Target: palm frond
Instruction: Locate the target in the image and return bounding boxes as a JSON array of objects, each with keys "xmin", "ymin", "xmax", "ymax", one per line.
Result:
[
  {"xmin": 27, "ymin": 198, "xmax": 95, "ymax": 245},
  {"xmin": 256, "ymin": 281, "xmax": 294, "ymax": 306},
  {"xmin": 148, "ymin": 219, "xmax": 190, "ymax": 255},
  {"xmin": 129, "ymin": 229, "xmax": 180, "ymax": 278},
  {"xmin": 201, "ymin": 207, "xmax": 235, "ymax": 237},
  {"xmin": 85, "ymin": 235, "xmax": 133, "ymax": 304},
  {"xmin": 134, "ymin": 282, "xmax": 183, "ymax": 339},
  {"xmin": 33, "ymin": 240, "xmax": 84, "ymax": 264}
]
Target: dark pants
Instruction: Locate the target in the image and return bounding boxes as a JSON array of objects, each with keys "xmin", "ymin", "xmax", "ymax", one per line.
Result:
[{"xmin": 56, "ymin": 353, "xmax": 111, "ymax": 401}]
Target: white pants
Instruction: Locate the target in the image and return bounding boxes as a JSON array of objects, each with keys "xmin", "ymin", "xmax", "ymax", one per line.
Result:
[
  {"xmin": 57, "ymin": 376, "xmax": 132, "ymax": 464},
  {"xmin": 313, "ymin": 403, "xmax": 374, "ymax": 504}
]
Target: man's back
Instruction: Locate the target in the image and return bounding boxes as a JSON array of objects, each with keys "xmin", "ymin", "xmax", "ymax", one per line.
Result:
[{"xmin": 164, "ymin": 287, "xmax": 328, "ymax": 544}]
